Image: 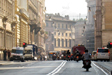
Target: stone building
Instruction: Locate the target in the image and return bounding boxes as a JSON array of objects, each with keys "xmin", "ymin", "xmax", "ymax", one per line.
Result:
[
  {"xmin": 101, "ymin": 0, "xmax": 112, "ymax": 47},
  {"xmin": 15, "ymin": 0, "xmax": 30, "ymax": 47},
  {"xmin": 94, "ymin": 0, "xmax": 102, "ymax": 50},
  {"xmin": 45, "ymin": 13, "xmax": 75, "ymax": 52},
  {"xmin": 0, "ymin": 0, "xmax": 16, "ymax": 60},
  {"xmin": 75, "ymin": 21, "xmax": 86, "ymax": 46},
  {"xmin": 95, "ymin": 0, "xmax": 112, "ymax": 49},
  {"xmin": 85, "ymin": 0, "xmax": 96, "ymax": 53},
  {"xmin": 28, "ymin": 0, "xmax": 47, "ymax": 55}
]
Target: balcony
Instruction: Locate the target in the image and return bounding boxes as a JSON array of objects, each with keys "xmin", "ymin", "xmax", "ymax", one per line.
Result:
[{"xmin": 19, "ymin": 8, "xmax": 29, "ymax": 18}]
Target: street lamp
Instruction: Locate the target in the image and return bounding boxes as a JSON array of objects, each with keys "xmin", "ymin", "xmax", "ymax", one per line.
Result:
[{"xmin": 2, "ymin": 16, "xmax": 8, "ymax": 49}]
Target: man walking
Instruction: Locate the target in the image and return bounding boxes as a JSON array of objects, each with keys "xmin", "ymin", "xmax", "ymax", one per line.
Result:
[{"xmin": 3, "ymin": 49, "xmax": 7, "ymax": 61}]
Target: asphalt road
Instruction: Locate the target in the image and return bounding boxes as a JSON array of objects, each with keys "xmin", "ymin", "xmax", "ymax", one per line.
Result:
[{"xmin": 0, "ymin": 60, "xmax": 109, "ymax": 75}]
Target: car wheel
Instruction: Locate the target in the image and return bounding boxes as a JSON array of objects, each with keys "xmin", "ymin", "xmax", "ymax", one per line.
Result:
[
  {"xmin": 107, "ymin": 59, "xmax": 110, "ymax": 62},
  {"xmin": 10, "ymin": 58, "xmax": 13, "ymax": 61},
  {"xmin": 21, "ymin": 59, "xmax": 25, "ymax": 62}
]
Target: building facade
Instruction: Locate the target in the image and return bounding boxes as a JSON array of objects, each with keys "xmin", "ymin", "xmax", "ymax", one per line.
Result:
[
  {"xmin": 15, "ymin": 0, "xmax": 30, "ymax": 47},
  {"xmin": 0, "ymin": 0, "xmax": 16, "ymax": 60},
  {"xmin": 101, "ymin": 0, "xmax": 112, "ymax": 47},
  {"xmin": 85, "ymin": 0, "xmax": 96, "ymax": 53},
  {"xmin": 74, "ymin": 21, "xmax": 86, "ymax": 46},
  {"xmin": 45, "ymin": 13, "xmax": 75, "ymax": 52},
  {"xmin": 95, "ymin": 0, "xmax": 112, "ymax": 49},
  {"xmin": 28, "ymin": 0, "xmax": 47, "ymax": 56},
  {"xmin": 94, "ymin": 0, "xmax": 102, "ymax": 50}
]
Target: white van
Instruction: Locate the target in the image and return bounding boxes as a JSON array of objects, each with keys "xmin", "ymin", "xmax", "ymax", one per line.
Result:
[
  {"xmin": 96, "ymin": 48, "xmax": 110, "ymax": 61},
  {"xmin": 24, "ymin": 46, "xmax": 33, "ymax": 60},
  {"xmin": 10, "ymin": 47, "xmax": 25, "ymax": 62}
]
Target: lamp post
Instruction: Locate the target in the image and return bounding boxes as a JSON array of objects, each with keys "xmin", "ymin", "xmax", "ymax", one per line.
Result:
[
  {"xmin": 11, "ymin": 21, "xmax": 17, "ymax": 47},
  {"xmin": 2, "ymin": 16, "xmax": 8, "ymax": 50}
]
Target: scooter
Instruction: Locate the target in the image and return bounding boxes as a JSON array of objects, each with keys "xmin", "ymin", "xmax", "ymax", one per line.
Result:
[
  {"xmin": 83, "ymin": 60, "xmax": 91, "ymax": 71},
  {"xmin": 67, "ymin": 55, "xmax": 71, "ymax": 61},
  {"xmin": 76, "ymin": 56, "xmax": 79, "ymax": 62}
]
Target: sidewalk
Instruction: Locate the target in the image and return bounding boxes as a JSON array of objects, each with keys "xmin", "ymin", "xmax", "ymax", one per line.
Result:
[
  {"xmin": 94, "ymin": 61, "xmax": 112, "ymax": 75},
  {"xmin": 0, "ymin": 60, "xmax": 37, "ymax": 65},
  {"xmin": 0, "ymin": 60, "xmax": 12, "ymax": 65}
]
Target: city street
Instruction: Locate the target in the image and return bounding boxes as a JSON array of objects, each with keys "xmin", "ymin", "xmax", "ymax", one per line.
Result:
[{"xmin": 0, "ymin": 60, "xmax": 109, "ymax": 75}]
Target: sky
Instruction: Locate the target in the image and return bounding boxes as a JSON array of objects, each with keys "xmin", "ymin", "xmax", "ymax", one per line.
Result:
[{"xmin": 45, "ymin": 0, "xmax": 87, "ymax": 20}]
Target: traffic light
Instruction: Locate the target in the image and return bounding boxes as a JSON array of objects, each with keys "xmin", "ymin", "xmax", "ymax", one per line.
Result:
[
  {"xmin": 107, "ymin": 42, "xmax": 112, "ymax": 48},
  {"xmin": 23, "ymin": 42, "xmax": 27, "ymax": 48}
]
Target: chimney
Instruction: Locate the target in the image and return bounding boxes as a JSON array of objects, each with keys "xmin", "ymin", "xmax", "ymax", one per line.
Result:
[{"xmin": 65, "ymin": 15, "xmax": 69, "ymax": 20}]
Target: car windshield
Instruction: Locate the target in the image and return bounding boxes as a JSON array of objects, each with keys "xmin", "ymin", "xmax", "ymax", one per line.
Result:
[
  {"xmin": 12, "ymin": 49, "xmax": 23, "ymax": 54},
  {"xmin": 98, "ymin": 49, "xmax": 108, "ymax": 52},
  {"xmin": 24, "ymin": 50, "xmax": 32, "ymax": 54}
]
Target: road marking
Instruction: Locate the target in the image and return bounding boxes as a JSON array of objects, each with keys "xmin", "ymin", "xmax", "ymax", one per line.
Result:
[
  {"xmin": 92, "ymin": 62, "xmax": 108, "ymax": 75},
  {"xmin": 47, "ymin": 61, "xmax": 67, "ymax": 75},
  {"xmin": 92, "ymin": 64, "xmax": 100, "ymax": 75}
]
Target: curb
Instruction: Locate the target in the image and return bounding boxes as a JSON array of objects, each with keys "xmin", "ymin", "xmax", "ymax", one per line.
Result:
[{"xmin": 95, "ymin": 63, "xmax": 111, "ymax": 75}]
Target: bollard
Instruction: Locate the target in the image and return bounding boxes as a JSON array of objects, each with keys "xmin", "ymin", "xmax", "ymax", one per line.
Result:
[{"xmin": 111, "ymin": 71, "xmax": 112, "ymax": 75}]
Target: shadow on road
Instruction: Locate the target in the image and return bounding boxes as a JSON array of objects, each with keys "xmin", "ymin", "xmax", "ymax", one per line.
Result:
[{"xmin": 82, "ymin": 71, "xmax": 91, "ymax": 72}]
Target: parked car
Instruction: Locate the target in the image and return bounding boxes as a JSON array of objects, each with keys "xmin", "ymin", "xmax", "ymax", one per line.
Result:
[
  {"xmin": 96, "ymin": 48, "xmax": 110, "ymax": 61},
  {"xmin": 91, "ymin": 51, "xmax": 97, "ymax": 61},
  {"xmin": 10, "ymin": 47, "xmax": 25, "ymax": 62}
]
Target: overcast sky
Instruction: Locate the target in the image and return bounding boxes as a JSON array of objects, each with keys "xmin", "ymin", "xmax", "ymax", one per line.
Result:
[{"xmin": 45, "ymin": 0, "xmax": 87, "ymax": 20}]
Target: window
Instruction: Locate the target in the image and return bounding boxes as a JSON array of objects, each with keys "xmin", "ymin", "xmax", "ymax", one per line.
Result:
[
  {"xmin": 66, "ymin": 33, "xmax": 67, "ymax": 36},
  {"xmin": 62, "ymin": 39, "xmax": 64, "ymax": 47},
  {"xmin": 58, "ymin": 24, "xmax": 60, "ymax": 28},
  {"xmin": 69, "ymin": 39, "xmax": 71, "ymax": 47},
  {"xmin": 54, "ymin": 39, "xmax": 56, "ymax": 47},
  {"xmin": 69, "ymin": 33, "xmax": 71, "ymax": 37},
  {"xmin": 62, "ymin": 24, "xmax": 64, "ymax": 28},
  {"xmin": 58, "ymin": 32, "xmax": 60, "ymax": 36},
  {"xmin": 98, "ymin": 49, "xmax": 108, "ymax": 53},
  {"xmin": 66, "ymin": 24, "xmax": 67, "ymax": 29},
  {"xmin": 65, "ymin": 39, "xmax": 67, "ymax": 47},
  {"xmin": 46, "ymin": 23, "xmax": 48, "ymax": 27},
  {"xmin": 62, "ymin": 33, "xmax": 63, "ymax": 36},
  {"xmin": 89, "ymin": 7, "xmax": 91, "ymax": 11},
  {"xmin": 52, "ymin": 44, "xmax": 54, "ymax": 50},
  {"xmin": 52, "ymin": 34, "xmax": 54, "ymax": 41},
  {"xmin": 58, "ymin": 39, "xmax": 60, "ymax": 47}
]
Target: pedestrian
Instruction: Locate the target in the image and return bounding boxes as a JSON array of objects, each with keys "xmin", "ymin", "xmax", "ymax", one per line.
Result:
[
  {"xmin": 8, "ymin": 50, "xmax": 11, "ymax": 60},
  {"xmin": 3, "ymin": 49, "xmax": 7, "ymax": 61},
  {"xmin": 40, "ymin": 55, "xmax": 42, "ymax": 61}
]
